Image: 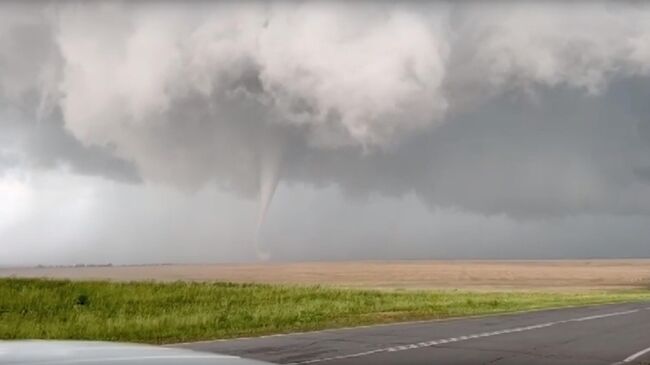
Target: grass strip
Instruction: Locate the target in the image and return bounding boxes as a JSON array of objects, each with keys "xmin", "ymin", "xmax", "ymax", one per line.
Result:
[{"xmin": 1, "ymin": 278, "xmax": 648, "ymax": 344}]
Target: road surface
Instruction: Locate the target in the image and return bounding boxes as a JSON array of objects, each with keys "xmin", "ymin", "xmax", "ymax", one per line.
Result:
[{"xmin": 176, "ymin": 302, "xmax": 650, "ymax": 365}]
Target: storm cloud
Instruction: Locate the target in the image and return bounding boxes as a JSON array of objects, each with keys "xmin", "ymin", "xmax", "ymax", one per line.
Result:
[{"xmin": 2, "ymin": 1, "xmax": 650, "ymax": 264}]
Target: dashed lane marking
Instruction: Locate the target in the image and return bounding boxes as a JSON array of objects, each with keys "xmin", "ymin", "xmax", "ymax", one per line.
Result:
[{"xmin": 291, "ymin": 309, "xmax": 643, "ymax": 364}]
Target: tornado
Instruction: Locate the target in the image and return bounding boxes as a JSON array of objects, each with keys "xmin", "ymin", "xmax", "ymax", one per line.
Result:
[{"xmin": 255, "ymin": 141, "xmax": 283, "ymax": 261}]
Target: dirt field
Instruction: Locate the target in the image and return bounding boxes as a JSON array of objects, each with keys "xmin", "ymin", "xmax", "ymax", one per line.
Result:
[{"xmin": 3, "ymin": 260, "xmax": 650, "ymax": 291}]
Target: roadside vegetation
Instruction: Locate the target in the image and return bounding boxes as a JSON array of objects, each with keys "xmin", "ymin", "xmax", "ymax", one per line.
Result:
[{"xmin": 1, "ymin": 278, "xmax": 649, "ymax": 344}]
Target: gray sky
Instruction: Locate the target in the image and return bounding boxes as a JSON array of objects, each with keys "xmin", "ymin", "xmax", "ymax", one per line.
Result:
[{"xmin": 2, "ymin": 1, "xmax": 650, "ymax": 265}]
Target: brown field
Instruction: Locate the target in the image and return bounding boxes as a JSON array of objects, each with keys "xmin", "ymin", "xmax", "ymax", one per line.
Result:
[{"xmin": 3, "ymin": 260, "xmax": 650, "ymax": 292}]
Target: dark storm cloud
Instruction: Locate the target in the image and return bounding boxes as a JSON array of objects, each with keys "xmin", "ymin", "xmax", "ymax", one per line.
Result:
[
  {"xmin": 281, "ymin": 78, "xmax": 650, "ymax": 217},
  {"xmin": 0, "ymin": 97, "xmax": 140, "ymax": 182},
  {"xmin": 0, "ymin": 3, "xmax": 140, "ymax": 183},
  {"xmin": 3, "ymin": 0, "xmax": 650, "ymax": 222},
  {"xmin": 18, "ymin": 112, "xmax": 140, "ymax": 183}
]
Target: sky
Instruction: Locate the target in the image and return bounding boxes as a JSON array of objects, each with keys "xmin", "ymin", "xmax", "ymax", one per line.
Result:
[{"xmin": 2, "ymin": 1, "xmax": 650, "ymax": 265}]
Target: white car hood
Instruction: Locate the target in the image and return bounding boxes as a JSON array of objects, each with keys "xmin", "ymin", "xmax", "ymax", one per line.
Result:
[{"xmin": 0, "ymin": 341, "xmax": 273, "ymax": 365}]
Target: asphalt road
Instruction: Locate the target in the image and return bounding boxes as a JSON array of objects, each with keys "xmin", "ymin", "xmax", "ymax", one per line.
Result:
[{"xmin": 176, "ymin": 302, "xmax": 650, "ymax": 365}]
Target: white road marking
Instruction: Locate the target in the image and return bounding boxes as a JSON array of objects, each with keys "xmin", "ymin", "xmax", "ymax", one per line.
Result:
[
  {"xmin": 171, "ymin": 302, "xmax": 648, "ymax": 346},
  {"xmin": 291, "ymin": 309, "xmax": 641, "ymax": 364},
  {"xmin": 613, "ymin": 345, "xmax": 650, "ymax": 364}
]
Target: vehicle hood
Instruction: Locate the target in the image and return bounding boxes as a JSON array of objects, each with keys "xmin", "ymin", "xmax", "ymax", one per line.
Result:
[{"xmin": 0, "ymin": 340, "xmax": 273, "ymax": 365}]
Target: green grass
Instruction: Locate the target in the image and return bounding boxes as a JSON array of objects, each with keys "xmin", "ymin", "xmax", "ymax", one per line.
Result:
[{"xmin": 1, "ymin": 278, "xmax": 649, "ymax": 344}]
